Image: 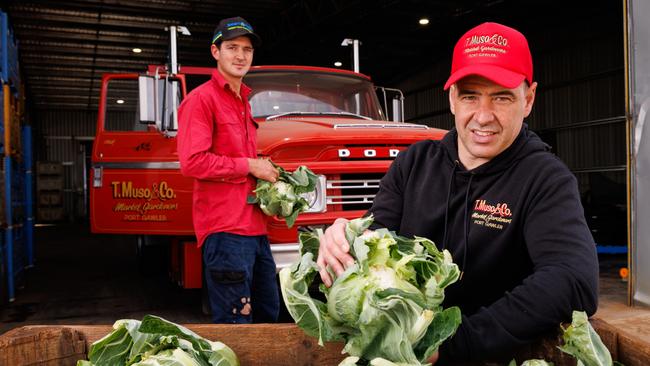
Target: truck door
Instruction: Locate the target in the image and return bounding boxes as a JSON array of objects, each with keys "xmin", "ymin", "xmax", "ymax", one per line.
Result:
[{"xmin": 90, "ymin": 73, "xmax": 194, "ymax": 236}]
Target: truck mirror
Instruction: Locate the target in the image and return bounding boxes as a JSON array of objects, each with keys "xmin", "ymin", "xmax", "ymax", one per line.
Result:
[
  {"xmin": 138, "ymin": 75, "xmax": 157, "ymax": 124},
  {"xmin": 392, "ymin": 97, "xmax": 403, "ymax": 122},
  {"xmin": 377, "ymin": 86, "xmax": 405, "ymax": 122},
  {"xmin": 165, "ymin": 79, "xmax": 180, "ymax": 133},
  {"xmin": 138, "ymin": 75, "xmax": 181, "ymax": 133}
]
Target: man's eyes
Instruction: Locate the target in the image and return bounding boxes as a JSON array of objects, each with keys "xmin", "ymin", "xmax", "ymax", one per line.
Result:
[
  {"xmin": 460, "ymin": 95, "xmax": 513, "ymax": 103},
  {"xmin": 493, "ymin": 96, "xmax": 514, "ymax": 103},
  {"xmin": 226, "ymin": 46, "xmax": 253, "ymax": 52}
]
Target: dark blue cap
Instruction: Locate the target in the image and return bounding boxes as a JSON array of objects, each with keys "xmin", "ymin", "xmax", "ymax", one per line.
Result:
[{"xmin": 212, "ymin": 16, "xmax": 261, "ymax": 47}]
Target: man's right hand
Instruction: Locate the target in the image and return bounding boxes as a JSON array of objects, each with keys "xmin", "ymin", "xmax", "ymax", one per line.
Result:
[
  {"xmin": 427, "ymin": 351, "xmax": 439, "ymax": 365},
  {"xmin": 317, "ymin": 218, "xmax": 356, "ymax": 287},
  {"xmin": 248, "ymin": 158, "xmax": 279, "ymax": 182}
]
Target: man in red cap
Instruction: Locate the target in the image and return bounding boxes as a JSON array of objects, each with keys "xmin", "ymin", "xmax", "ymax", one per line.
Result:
[
  {"xmin": 317, "ymin": 22, "xmax": 598, "ymax": 363},
  {"xmin": 177, "ymin": 16, "xmax": 280, "ymax": 324}
]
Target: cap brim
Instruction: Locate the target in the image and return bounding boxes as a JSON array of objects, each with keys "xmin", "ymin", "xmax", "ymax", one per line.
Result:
[
  {"xmin": 220, "ymin": 30, "xmax": 262, "ymax": 47},
  {"xmin": 245, "ymin": 33, "xmax": 262, "ymax": 47},
  {"xmin": 443, "ymin": 64, "xmax": 526, "ymax": 90}
]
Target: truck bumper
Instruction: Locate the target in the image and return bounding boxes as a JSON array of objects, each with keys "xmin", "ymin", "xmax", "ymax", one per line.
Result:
[{"xmin": 271, "ymin": 243, "xmax": 301, "ymax": 272}]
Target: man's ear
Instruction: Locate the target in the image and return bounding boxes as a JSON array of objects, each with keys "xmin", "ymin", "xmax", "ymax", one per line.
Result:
[
  {"xmin": 211, "ymin": 44, "xmax": 220, "ymax": 63},
  {"xmin": 523, "ymin": 81, "xmax": 537, "ymax": 117},
  {"xmin": 448, "ymin": 84, "xmax": 456, "ymax": 115}
]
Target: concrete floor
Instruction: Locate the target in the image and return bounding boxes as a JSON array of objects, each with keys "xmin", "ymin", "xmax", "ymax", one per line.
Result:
[
  {"xmin": 0, "ymin": 223, "xmax": 646, "ymax": 338},
  {"xmin": 0, "ymin": 223, "xmax": 212, "ymax": 333},
  {"xmin": 595, "ymin": 255, "xmax": 650, "ymax": 345}
]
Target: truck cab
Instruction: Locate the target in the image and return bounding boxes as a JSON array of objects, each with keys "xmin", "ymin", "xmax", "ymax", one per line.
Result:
[{"xmin": 90, "ymin": 65, "xmax": 447, "ymax": 287}]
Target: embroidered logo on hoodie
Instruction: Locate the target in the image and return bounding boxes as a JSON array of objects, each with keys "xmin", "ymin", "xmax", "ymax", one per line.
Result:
[{"xmin": 472, "ymin": 199, "xmax": 513, "ymax": 230}]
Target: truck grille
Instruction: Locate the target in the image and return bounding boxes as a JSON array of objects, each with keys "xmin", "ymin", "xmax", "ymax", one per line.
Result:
[{"xmin": 326, "ymin": 173, "xmax": 384, "ymax": 211}]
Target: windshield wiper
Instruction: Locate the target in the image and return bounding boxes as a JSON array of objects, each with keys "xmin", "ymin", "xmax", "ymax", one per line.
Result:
[
  {"xmin": 265, "ymin": 111, "xmax": 372, "ymax": 121},
  {"xmin": 335, "ymin": 111, "xmax": 372, "ymax": 120}
]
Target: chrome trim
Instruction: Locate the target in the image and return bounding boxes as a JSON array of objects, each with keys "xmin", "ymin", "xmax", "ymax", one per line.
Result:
[
  {"xmin": 333, "ymin": 123, "xmax": 429, "ymax": 129},
  {"xmin": 326, "ymin": 177, "xmax": 381, "ymax": 207},
  {"xmin": 327, "ymin": 194, "xmax": 375, "ymax": 205},
  {"xmin": 272, "ymin": 243, "xmax": 301, "ymax": 252},
  {"xmin": 302, "ymin": 175, "xmax": 327, "ymax": 213},
  {"xmin": 327, "ymin": 179, "xmax": 380, "ymax": 189},
  {"xmin": 92, "ymin": 162, "xmax": 180, "ymax": 169}
]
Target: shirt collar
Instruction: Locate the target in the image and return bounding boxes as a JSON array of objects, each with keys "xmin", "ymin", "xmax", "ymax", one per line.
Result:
[{"xmin": 211, "ymin": 69, "xmax": 251, "ymax": 99}]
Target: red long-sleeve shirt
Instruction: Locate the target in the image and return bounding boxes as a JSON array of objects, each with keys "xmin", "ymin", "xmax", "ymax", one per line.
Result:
[{"xmin": 177, "ymin": 69, "xmax": 266, "ymax": 246}]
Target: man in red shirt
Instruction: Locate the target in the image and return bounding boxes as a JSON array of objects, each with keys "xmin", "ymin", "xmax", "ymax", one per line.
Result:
[{"xmin": 177, "ymin": 16, "xmax": 280, "ymax": 324}]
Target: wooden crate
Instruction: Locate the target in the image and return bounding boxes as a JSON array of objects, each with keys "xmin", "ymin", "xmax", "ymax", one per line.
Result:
[
  {"xmin": 0, "ymin": 323, "xmax": 345, "ymax": 366},
  {"xmin": 37, "ymin": 207, "xmax": 64, "ymax": 222},
  {"xmin": 38, "ymin": 191, "xmax": 63, "ymax": 206},
  {"xmin": 37, "ymin": 176, "xmax": 64, "ymax": 191},
  {"xmin": 36, "ymin": 162, "xmax": 64, "ymax": 176},
  {"xmin": 0, "ymin": 319, "xmax": 647, "ymax": 366}
]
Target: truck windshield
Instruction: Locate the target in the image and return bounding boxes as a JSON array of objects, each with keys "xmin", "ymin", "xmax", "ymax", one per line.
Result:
[{"xmin": 244, "ymin": 71, "xmax": 386, "ymax": 121}]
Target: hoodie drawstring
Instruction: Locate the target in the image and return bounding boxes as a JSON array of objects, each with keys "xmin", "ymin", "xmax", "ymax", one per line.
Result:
[
  {"xmin": 441, "ymin": 160, "xmax": 459, "ymax": 251},
  {"xmin": 441, "ymin": 159, "xmax": 473, "ymax": 281},
  {"xmin": 461, "ymin": 173, "xmax": 475, "ymax": 280}
]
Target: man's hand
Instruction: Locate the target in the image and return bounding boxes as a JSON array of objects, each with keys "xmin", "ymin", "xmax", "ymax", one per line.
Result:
[
  {"xmin": 248, "ymin": 158, "xmax": 279, "ymax": 182},
  {"xmin": 317, "ymin": 217, "xmax": 356, "ymax": 287},
  {"xmin": 427, "ymin": 351, "xmax": 439, "ymax": 365}
]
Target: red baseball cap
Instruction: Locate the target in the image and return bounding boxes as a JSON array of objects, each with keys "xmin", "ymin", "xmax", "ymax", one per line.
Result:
[{"xmin": 444, "ymin": 22, "xmax": 533, "ymax": 90}]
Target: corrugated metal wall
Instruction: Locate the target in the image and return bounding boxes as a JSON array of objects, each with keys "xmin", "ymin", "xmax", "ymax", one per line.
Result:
[
  {"xmin": 36, "ymin": 111, "xmax": 95, "ymax": 222},
  {"xmin": 34, "ymin": 110, "xmax": 133, "ymax": 222},
  {"xmin": 397, "ymin": 22, "xmax": 626, "ymax": 246}
]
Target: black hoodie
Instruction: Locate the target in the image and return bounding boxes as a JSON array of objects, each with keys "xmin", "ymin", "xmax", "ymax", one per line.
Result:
[{"xmin": 368, "ymin": 124, "xmax": 599, "ymax": 364}]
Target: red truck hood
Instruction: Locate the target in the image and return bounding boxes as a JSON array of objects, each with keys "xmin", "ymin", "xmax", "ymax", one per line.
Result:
[{"xmin": 256, "ymin": 117, "xmax": 447, "ymax": 155}]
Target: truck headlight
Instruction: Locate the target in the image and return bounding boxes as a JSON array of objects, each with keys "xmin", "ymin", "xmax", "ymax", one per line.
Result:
[{"xmin": 302, "ymin": 175, "xmax": 327, "ymax": 213}]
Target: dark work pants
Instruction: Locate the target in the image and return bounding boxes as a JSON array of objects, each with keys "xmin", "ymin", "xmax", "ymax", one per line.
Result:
[{"xmin": 202, "ymin": 232, "xmax": 279, "ymax": 324}]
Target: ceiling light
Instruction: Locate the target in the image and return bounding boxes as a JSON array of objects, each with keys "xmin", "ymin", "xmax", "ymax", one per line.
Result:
[
  {"xmin": 419, "ymin": 18, "xmax": 430, "ymax": 25},
  {"xmin": 334, "ymin": 61, "xmax": 342, "ymax": 67},
  {"xmin": 132, "ymin": 48, "xmax": 142, "ymax": 53},
  {"xmin": 116, "ymin": 99, "xmax": 125, "ymax": 104}
]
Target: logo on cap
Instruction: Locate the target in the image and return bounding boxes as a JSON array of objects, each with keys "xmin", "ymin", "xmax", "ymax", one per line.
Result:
[
  {"xmin": 463, "ymin": 33, "xmax": 509, "ymax": 59},
  {"xmin": 465, "ymin": 33, "xmax": 509, "ymax": 47}
]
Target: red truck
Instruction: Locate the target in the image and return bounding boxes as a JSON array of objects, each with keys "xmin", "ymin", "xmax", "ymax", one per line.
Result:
[{"xmin": 89, "ymin": 64, "xmax": 446, "ymax": 288}]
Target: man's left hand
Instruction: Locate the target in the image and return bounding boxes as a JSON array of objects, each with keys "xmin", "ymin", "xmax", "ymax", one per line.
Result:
[
  {"xmin": 248, "ymin": 158, "xmax": 279, "ymax": 182},
  {"xmin": 427, "ymin": 351, "xmax": 439, "ymax": 365}
]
